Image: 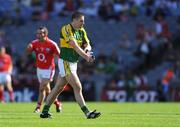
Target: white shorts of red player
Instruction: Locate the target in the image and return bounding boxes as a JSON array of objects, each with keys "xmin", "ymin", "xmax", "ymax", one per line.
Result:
[
  {"xmin": 37, "ymin": 68, "xmax": 55, "ymax": 83},
  {"xmin": 0, "ymin": 72, "xmax": 11, "ymax": 85}
]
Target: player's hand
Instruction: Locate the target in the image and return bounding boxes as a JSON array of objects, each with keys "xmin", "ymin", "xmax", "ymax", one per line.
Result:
[
  {"xmin": 27, "ymin": 44, "xmax": 33, "ymax": 53},
  {"xmin": 85, "ymin": 51, "xmax": 95, "ymax": 62}
]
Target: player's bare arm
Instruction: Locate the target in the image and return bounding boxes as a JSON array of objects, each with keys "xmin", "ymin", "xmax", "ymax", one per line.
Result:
[{"xmin": 68, "ymin": 40, "xmax": 94, "ymax": 62}]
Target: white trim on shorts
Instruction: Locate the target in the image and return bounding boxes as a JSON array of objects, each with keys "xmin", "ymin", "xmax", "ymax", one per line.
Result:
[{"xmin": 58, "ymin": 58, "xmax": 77, "ymax": 77}]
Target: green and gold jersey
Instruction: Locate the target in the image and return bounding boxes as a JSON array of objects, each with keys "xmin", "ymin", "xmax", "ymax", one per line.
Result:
[{"xmin": 59, "ymin": 24, "xmax": 90, "ymax": 62}]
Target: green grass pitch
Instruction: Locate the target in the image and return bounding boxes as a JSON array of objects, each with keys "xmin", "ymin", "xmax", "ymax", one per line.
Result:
[{"xmin": 0, "ymin": 102, "xmax": 180, "ymax": 127}]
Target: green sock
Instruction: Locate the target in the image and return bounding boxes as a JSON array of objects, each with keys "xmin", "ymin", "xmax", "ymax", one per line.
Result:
[
  {"xmin": 42, "ymin": 105, "xmax": 50, "ymax": 113},
  {"xmin": 81, "ymin": 106, "xmax": 90, "ymax": 115}
]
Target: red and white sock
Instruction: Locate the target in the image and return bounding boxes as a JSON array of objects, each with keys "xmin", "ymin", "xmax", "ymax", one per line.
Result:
[
  {"xmin": 36, "ymin": 102, "xmax": 42, "ymax": 109},
  {"xmin": 54, "ymin": 99, "xmax": 60, "ymax": 107}
]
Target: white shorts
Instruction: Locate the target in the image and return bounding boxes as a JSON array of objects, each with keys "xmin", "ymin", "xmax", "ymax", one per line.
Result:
[
  {"xmin": 37, "ymin": 68, "xmax": 55, "ymax": 83},
  {"xmin": 58, "ymin": 58, "xmax": 77, "ymax": 77},
  {"xmin": 0, "ymin": 72, "xmax": 11, "ymax": 85}
]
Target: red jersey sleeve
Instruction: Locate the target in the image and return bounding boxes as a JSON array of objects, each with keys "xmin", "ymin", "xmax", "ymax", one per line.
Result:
[
  {"xmin": 30, "ymin": 40, "xmax": 37, "ymax": 51},
  {"xmin": 49, "ymin": 39, "xmax": 60, "ymax": 57}
]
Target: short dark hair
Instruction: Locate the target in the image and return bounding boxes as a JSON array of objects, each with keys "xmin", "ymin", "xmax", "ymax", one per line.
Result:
[
  {"xmin": 71, "ymin": 11, "xmax": 84, "ymax": 21},
  {"xmin": 38, "ymin": 26, "xmax": 48, "ymax": 35}
]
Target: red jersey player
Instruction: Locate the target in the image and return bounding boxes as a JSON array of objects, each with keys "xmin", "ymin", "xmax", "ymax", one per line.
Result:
[
  {"xmin": 0, "ymin": 46, "xmax": 14, "ymax": 103},
  {"xmin": 27, "ymin": 26, "xmax": 61, "ymax": 113}
]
